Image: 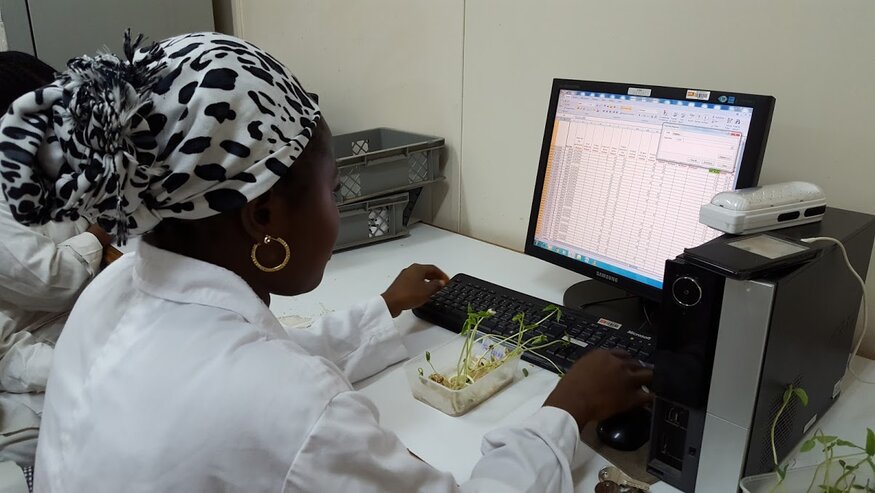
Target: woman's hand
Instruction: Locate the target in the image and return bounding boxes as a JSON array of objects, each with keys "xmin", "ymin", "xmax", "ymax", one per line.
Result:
[
  {"xmin": 87, "ymin": 224, "xmax": 120, "ymax": 267},
  {"xmin": 102, "ymin": 245, "xmax": 124, "ymax": 266},
  {"xmin": 543, "ymin": 349, "xmax": 652, "ymax": 429},
  {"xmin": 86, "ymin": 224, "xmax": 113, "ymax": 248},
  {"xmin": 381, "ymin": 264, "xmax": 450, "ymax": 317}
]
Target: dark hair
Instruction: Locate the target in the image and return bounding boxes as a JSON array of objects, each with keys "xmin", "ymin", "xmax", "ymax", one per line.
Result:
[{"xmin": 0, "ymin": 51, "xmax": 57, "ymax": 113}]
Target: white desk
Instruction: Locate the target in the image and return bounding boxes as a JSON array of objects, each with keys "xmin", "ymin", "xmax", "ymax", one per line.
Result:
[{"xmin": 269, "ymin": 224, "xmax": 875, "ymax": 492}]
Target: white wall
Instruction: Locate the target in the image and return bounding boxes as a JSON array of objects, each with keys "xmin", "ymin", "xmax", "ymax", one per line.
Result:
[
  {"xmin": 0, "ymin": 6, "xmax": 7, "ymax": 51},
  {"xmin": 235, "ymin": 0, "xmax": 875, "ymax": 357},
  {"xmin": 234, "ymin": 0, "xmax": 464, "ymax": 231},
  {"xmin": 212, "ymin": 0, "xmax": 235, "ymax": 35},
  {"xmin": 461, "ymin": 0, "xmax": 875, "ymax": 248}
]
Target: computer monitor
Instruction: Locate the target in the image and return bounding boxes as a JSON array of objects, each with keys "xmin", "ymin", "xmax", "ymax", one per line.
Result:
[{"xmin": 525, "ymin": 79, "xmax": 775, "ymax": 311}]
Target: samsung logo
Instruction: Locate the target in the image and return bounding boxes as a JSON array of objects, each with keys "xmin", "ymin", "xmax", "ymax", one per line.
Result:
[{"xmin": 596, "ymin": 271, "xmax": 619, "ymax": 283}]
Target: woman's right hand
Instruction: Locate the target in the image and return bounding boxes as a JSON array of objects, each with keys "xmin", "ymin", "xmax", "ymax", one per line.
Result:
[
  {"xmin": 87, "ymin": 224, "xmax": 113, "ymax": 248},
  {"xmin": 543, "ymin": 349, "xmax": 652, "ymax": 429},
  {"xmin": 86, "ymin": 224, "xmax": 123, "ymax": 266}
]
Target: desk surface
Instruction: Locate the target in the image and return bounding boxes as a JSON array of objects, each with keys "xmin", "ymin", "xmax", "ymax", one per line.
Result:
[{"xmin": 270, "ymin": 224, "xmax": 875, "ymax": 492}]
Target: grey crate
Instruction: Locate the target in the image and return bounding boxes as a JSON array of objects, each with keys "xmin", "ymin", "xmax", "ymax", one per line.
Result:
[
  {"xmin": 334, "ymin": 192, "xmax": 410, "ymax": 251},
  {"xmin": 333, "ymin": 128, "xmax": 444, "ymax": 204}
]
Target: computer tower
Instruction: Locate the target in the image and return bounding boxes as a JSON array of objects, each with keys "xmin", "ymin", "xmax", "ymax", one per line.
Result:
[{"xmin": 647, "ymin": 207, "xmax": 875, "ymax": 492}]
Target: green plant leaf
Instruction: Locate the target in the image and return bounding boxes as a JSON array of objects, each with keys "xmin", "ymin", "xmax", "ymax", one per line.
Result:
[
  {"xmin": 418, "ymin": 368, "xmax": 424, "ymax": 376},
  {"xmin": 801, "ymin": 439, "xmax": 817, "ymax": 453},
  {"xmin": 836, "ymin": 439, "xmax": 859, "ymax": 449},
  {"xmin": 815, "ymin": 435, "xmax": 839, "ymax": 444},
  {"xmin": 867, "ymin": 428, "xmax": 875, "ymax": 456},
  {"xmin": 425, "ymin": 351, "xmax": 431, "ymax": 362},
  {"xmin": 793, "ymin": 388, "xmax": 809, "ymax": 407},
  {"xmin": 542, "ymin": 304, "xmax": 562, "ymax": 321},
  {"xmin": 522, "ymin": 368, "xmax": 529, "ymax": 378},
  {"xmin": 512, "ymin": 313, "xmax": 525, "ymax": 323}
]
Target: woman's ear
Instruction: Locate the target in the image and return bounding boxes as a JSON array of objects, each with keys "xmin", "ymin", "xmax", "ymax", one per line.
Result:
[{"xmin": 239, "ymin": 190, "xmax": 273, "ymax": 242}]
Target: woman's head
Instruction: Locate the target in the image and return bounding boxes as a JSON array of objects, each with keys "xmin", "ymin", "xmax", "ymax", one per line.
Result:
[
  {"xmin": 0, "ymin": 32, "xmax": 340, "ymax": 300},
  {"xmin": 149, "ymin": 117, "xmax": 340, "ymax": 297}
]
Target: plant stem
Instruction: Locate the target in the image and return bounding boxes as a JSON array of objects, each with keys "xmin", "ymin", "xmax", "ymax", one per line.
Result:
[
  {"xmin": 534, "ymin": 310, "xmax": 557, "ymax": 326},
  {"xmin": 456, "ymin": 317, "xmax": 484, "ymax": 385},
  {"xmin": 824, "ymin": 444, "xmax": 834, "ymax": 486},
  {"xmin": 831, "ymin": 456, "xmax": 868, "ymax": 490},
  {"xmin": 524, "ymin": 350, "xmax": 566, "ymax": 375},
  {"xmin": 441, "ymin": 306, "xmax": 562, "ymax": 390},
  {"xmin": 805, "ymin": 461, "xmax": 828, "ymax": 493},
  {"xmin": 523, "ymin": 339, "xmax": 568, "ymax": 352},
  {"xmin": 771, "ymin": 392, "xmax": 792, "ymax": 472}
]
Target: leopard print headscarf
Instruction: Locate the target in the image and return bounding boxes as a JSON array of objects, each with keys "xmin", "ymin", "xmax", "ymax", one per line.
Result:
[{"xmin": 0, "ymin": 32, "xmax": 320, "ymax": 242}]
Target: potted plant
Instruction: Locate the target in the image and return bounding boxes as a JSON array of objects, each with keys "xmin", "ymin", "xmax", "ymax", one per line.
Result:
[
  {"xmin": 404, "ymin": 305, "xmax": 569, "ymax": 416},
  {"xmin": 739, "ymin": 385, "xmax": 875, "ymax": 493}
]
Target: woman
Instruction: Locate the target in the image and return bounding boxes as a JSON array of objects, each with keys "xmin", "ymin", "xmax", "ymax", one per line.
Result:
[
  {"xmin": 0, "ymin": 33, "xmax": 651, "ymax": 492},
  {"xmin": 0, "ymin": 52, "xmax": 115, "ymax": 481},
  {"xmin": 0, "ymin": 51, "xmax": 113, "ymax": 395}
]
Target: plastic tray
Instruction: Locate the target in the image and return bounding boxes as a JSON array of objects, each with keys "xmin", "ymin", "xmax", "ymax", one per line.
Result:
[
  {"xmin": 404, "ymin": 334, "xmax": 521, "ymax": 416},
  {"xmin": 333, "ymin": 128, "xmax": 444, "ymax": 204},
  {"xmin": 334, "ymin": 192, "xmax": 410, "ymax": 251}
]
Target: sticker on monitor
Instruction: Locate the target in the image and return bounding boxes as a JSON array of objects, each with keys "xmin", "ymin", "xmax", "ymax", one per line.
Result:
[
  {"xmin": 685, "ymin": 89, "xmax": 711, "ymax": 101},
  {"xmin": 628, "ymin": 87, "xmax": 652, "ymax": 97}
]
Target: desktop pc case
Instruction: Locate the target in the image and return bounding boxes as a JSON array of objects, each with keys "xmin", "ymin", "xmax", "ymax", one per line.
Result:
[{"xmin": 646, "ymin": 207, "xmax": 875, "ymax": 492}]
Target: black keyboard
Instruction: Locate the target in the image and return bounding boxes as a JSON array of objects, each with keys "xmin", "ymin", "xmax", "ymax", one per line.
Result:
[{"xmin": 413, "ymin": 273, "xmax": 656, "ymax": 374}]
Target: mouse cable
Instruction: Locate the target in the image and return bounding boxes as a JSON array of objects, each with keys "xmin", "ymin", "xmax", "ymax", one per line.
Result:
[{"xmin": 802, "ymin": 236, "xmax": 874, "ymax": 385}]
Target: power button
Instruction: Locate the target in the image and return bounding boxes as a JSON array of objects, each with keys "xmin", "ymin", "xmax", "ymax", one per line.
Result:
[{"xmin": 672, "ymin": 276, "xmax": 702, "ymax": 307}]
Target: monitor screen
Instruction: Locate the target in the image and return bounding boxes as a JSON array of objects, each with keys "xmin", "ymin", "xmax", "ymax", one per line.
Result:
[{"xmin": 525, "ymin": 80, "xmax": 775, "ymax": 300}]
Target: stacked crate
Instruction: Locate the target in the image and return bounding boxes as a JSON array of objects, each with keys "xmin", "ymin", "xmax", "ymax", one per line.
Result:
[{"xmin": 332, "ymin": 128, "xmax": 444, "ymax": 251}]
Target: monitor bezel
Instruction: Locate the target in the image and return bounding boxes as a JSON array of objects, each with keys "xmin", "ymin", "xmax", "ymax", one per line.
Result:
[{"xmin": 524, "ymin": 79, "xmax": 776, "ymax": 301}]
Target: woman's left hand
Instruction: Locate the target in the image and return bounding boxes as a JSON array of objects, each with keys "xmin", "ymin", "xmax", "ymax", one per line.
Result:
[{"xmin": 381, "ymin": 264, "xmax": 450, "ymax": 317}]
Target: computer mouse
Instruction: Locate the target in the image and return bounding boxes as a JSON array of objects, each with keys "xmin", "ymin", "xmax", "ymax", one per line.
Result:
[{"xmin": 596, "ymin": 407, "xmax": 652, "ymax": 452}]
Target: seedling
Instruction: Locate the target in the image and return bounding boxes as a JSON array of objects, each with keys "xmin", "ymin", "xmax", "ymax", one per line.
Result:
[
  {"xmin": 419, "ymin": 304, "xmax": 569, "ymax": 391},
  {"xmin": 766, "ymin": 385, "xmax": 874, "ymax": 492}
]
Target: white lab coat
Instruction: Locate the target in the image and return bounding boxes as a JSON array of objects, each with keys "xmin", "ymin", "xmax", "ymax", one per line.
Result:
[
  {"xmin": 0, "ymin": 193, "xmax": 102, "ymax": 393},
  {"xmin": 34, "ymin": 241, "xmax": 581, "ymax": 493}
]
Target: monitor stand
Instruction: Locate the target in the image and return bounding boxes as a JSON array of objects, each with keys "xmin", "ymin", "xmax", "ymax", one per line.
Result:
[{"xmin": 563, "ymin": 280, "xmax": 658, "ymax": 333}]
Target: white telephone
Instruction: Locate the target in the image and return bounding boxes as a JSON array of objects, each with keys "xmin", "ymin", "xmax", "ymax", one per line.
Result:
[{"xmin": 699, "ymin": 181, "xmax": 826, "ymax": 234}]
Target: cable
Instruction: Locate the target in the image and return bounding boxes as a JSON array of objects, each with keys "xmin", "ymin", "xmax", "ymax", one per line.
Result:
[
  {"xmin": 641, "ymin": 299, "xmax": 655, "ymax": 327},
  {"xmin": 802, "ymin": 236, "xmax": 874, "ymax": 384}
]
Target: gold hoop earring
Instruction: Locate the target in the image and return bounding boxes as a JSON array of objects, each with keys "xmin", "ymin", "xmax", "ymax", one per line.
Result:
[{"xmin": 251, "ymin": 235, "xmax": 291, "ymax": 273}]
